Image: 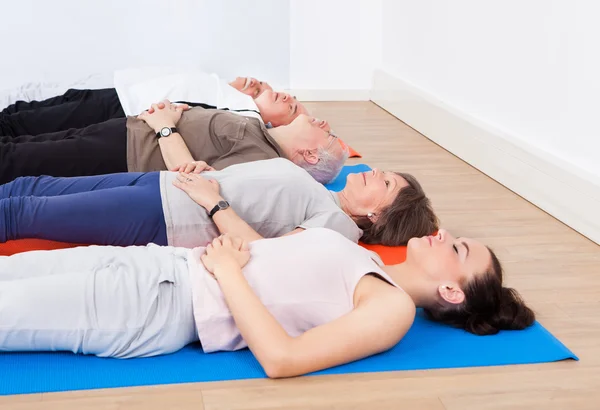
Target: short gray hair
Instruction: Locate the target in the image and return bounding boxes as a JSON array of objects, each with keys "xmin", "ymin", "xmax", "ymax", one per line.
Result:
[{"xmin": 301, "ymin": 144, "xmax": 349, "ymax": 184}]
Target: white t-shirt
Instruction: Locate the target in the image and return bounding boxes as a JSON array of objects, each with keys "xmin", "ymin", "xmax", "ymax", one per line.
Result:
[
  {"xmin": 186, "ymin": 228, "xmax": 401, "ymax": 352},
  {"xmin": 114, "ymin": 66, "xmax": 261, "ymax": 120},
  {"xmin": 159, "ymin": 158, "xmax": 363, "ymax": 248}
]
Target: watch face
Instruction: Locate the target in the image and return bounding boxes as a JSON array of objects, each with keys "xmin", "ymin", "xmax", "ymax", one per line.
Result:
[
  {"xmin": 160, "ymin": 127, "xmax": 171, "ymax": 137},
  {"xmin": 218, "ymin": 200, "xmax": 229, "ymax": 209}
]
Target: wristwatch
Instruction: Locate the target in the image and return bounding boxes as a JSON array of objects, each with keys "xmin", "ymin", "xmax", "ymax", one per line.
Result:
[
  {"xmin": 208, "ymin": 200, "xmax": 230, "ymax": 218},
  {"xmin": 156, "ymin": 127, "xmax": 178, "ymax": 138}
]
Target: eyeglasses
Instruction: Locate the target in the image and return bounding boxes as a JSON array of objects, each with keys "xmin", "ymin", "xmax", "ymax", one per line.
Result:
[{"xmin": 326, "ymin": 131, "xmax": 339, "ymax": 150}]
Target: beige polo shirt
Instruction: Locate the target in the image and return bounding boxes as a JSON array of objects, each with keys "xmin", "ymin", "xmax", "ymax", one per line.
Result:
[{"xmin": 126, "ymin": 108, "xmax": 284, "ymax": 172}]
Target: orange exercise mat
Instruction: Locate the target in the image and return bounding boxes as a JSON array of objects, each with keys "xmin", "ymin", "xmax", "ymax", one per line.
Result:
[{"xmin": 0, "ymin": 238, "xmax": 406, "ymax": 264}]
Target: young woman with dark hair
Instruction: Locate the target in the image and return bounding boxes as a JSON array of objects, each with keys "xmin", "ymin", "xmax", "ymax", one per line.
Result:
[{"xmin": 0, "ymin": 228, "xmax": 534, "ymax": 377}]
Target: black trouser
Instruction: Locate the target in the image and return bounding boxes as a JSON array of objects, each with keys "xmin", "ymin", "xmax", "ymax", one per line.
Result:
[
  {"xmin": 0, "ymin": 88, "xmax": 125, "ymax": 137},
  {"xmin": 0, "ymin": 118, "xmax": 128, "ymax": 185}
]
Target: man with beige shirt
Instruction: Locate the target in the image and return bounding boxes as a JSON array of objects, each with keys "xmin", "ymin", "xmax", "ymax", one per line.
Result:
[{"xmin": 0, "ymin": 100, "xmax": 349, "ymax": 185}]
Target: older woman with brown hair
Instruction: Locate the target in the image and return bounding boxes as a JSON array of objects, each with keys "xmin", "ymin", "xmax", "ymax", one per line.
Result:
[{"xmin": 0, "ymin": 157, "xmax": 438, "ymax": 248}]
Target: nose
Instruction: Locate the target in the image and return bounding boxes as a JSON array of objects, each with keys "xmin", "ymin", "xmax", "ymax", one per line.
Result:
[{"xmin": 282, "ymin": 93, "xmax": 291, "ymax": 102}]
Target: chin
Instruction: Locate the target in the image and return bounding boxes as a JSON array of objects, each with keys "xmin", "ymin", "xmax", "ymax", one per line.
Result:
[
  {"xmin": 406, "ymin": 237, "xmax": 427, "ymax": 254},
  {"xmin": 347, "ymin": 173, "xmax": 360, "ymax": 184},
  {"xmin": 255, "ymin": 91, "xmax": 269, "ymax": 105},
  {"xmin": 406, "ymin": 237, "xmax": 419, "ymax": 249},
  {"xmin": 232, "ymin": 77, "xmax": 245, "ymax": 88},
  {"xmin": 405, "ymin": 238, "xmax": 423, "ymax": 265}
]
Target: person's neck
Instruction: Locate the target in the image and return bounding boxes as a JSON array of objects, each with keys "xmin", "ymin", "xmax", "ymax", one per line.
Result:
[
  {"xmin": 335, "ymin": 190, "xmax": 352, "ymax": 215},
  {"xmin": 267, "ymin": 126, "xmax": 295, "ymax": 159},
  {"xmin": 381, "ymin": 263, "xmax": 434, "ymax": 308}
]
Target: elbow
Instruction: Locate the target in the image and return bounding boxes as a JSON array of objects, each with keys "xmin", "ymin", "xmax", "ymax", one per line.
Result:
[
  {"xmin": 264, "ymin": 364, "xmax": 286, "ymax": 379},
  {"xmin": 262, "ymin": 353, "xmax": 290, "ymax": 379},
  {"xmin": 261, "ymin": 348, "xmax": 295, "ymax": 379}
]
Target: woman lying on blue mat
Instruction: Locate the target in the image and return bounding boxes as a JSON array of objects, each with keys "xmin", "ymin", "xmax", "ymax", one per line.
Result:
[
  {"xmin": 0, "ymin": 158, "xmax": 438, "ymax": 247},
  {"xmin": 0, "ymin": 228, "xmax": 534, "ymax": 377}
]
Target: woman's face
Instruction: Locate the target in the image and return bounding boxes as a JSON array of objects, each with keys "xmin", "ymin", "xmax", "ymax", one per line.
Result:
[
  {"xmin": 341, "ymin": 169, "xmax": 407, "ymax": 218},
  {"xmin": 406, "ymin": 229, "xmax": 492, "ymax": 303}
]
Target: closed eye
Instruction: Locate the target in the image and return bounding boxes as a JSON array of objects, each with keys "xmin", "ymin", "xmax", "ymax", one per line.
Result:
[
  {"xmin": 453, "ymin": 244, "xmax": 459, "ymax": 254},
  {"xmin": 385, "ymin": 172, "xmax": 399, "ymax": 191}
]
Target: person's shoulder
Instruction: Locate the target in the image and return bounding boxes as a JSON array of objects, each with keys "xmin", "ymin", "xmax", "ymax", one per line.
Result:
[
  {"xmin": 243, "ymin": 116, "xmax": 268, "ymax": 135},
  {"xmin": 360, "ymin": 275, "xmax": 416, "ymax": 323},
  {"xmin": 260, "ymin": 158, "xmax": 308, "ymax": 173},
  {"xmin": 302, "ymin": 227, "xmax": 360, "ymax": 247},
  {"xmin": 208, "ymin": 110, "xmax": 260, "ymax": 134}
]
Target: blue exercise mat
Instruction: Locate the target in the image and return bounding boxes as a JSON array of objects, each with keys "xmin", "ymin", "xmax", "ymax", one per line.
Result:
[
  {"xmin": 0, "ymin": 165, "xmax": 577, "ymax": 395},
  {"xmin": 324, "ymin": 163, "xmax": 372, "ymax": 192},
  {"xmin": 0, "ymin": 310, "xmax": 577, "ymax": 395}
]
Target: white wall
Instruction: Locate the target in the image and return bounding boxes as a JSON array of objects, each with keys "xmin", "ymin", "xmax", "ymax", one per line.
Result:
[
  {"xmin": 0, "ymin": 0, "xmax": 383, "ymax": 99},
  {"xmin": 289, "ymin": 0, "xmax": 381, "ymax": 98},
  {"xmin": 380, "ymin": 0, "xmax": 600, "ymax": 180},
  {"xmin": 0, "ymin": 0, "xmax": 290, "ymax": 90}
]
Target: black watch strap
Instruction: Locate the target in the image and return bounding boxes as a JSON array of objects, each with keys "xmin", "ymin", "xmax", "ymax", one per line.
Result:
[
  {"xmin": 209, "ymin": 200, "xmax": 230, "ymax": 218},
  {"xmin": 156, "ymin": 127, "xmax": 178, "ymax": 138}
]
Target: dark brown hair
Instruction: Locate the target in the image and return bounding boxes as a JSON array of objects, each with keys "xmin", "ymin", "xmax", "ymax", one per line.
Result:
[
  {"xmin": 424, "ymin": 248, "xmax": 535, "ymax": 335},
  {"xmin": 357, "ymin": 172, "xmax": 439, "ymax": 246}
]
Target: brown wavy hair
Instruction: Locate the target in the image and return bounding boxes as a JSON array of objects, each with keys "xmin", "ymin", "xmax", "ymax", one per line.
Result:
[{"xmin": 356, "ymin": 172, "xmax": 439, "ymax": 246}]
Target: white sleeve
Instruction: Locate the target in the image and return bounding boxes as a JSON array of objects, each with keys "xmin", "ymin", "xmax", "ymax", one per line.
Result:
[{"xmin": 114, "ymin": 67, "xmax": 221, "ymax": 116}]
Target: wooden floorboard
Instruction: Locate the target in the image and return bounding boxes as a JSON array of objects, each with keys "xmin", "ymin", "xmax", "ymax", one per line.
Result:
[{"xmin": 1, "ymin": 102, "xmax": 598, "ymax": 409}]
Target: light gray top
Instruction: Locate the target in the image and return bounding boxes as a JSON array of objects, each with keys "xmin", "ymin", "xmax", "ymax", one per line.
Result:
[{"xmin": 159, "ymin": 158, "xmax": 363, "ymax": 248}]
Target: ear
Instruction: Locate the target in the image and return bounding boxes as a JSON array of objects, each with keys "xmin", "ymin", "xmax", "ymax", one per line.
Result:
[
  {"xmin": 438, "ymin": 284, "xmax": 465, "ymax": 305},
  {"xmin": 302, "ymin": 149, "xmax": 319, "ymax": 165}
]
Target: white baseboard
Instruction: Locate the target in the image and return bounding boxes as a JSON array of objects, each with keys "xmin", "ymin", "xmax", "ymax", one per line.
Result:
[
  {"xmin": 371, "ymin": 68, "xmax": 600, "ymax": 245},
  {"xmin": 285, "ymin": 89, "xmax": 371, "ymax": 102}
]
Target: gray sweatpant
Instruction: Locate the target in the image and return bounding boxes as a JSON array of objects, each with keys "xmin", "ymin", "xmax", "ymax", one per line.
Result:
[{"xmin": 0, "ymin": 244, "xmax": 199, "ymax": 358}]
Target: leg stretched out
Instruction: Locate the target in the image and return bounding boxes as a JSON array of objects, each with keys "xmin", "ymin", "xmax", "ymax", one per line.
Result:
[
  {"xmin": 0, "ymin": 244, "xmax": 197, "ymax": 358},
  {"xmin": 0, "ymin": 172, "xmax": 166, "ymax": 246}
]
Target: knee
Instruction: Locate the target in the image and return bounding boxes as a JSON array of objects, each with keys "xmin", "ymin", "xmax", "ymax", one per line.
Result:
[
  {"xmin": 0, "ymin": 196, "xmax": 25, "ymax": 242},
  {"xmin": 0, "ymin": 176, "xmax": 40, "ymax": 198}
]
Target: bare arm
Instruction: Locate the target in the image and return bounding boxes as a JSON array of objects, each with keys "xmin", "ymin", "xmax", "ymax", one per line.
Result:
[
  {"xmin": 212, "ymin": 263, "xmax": 415, "ymax": 378},
  {"xmin": 212, "ymin": 211, "xmax": 305, "ymax": 242},
  {"xmin": 211, "ymin": 208, "xmax": 264, "ymax": 242},
  {"xmin": 158, "ymin": 131, "xmax": 195, "ymax": 170},
  {"xmin": 138, "ymin": 101, "xmax": 196, "ymax": 169},
  {"xmin": 173, "ymin": 173, "xmax": 306, "ymax": 242}
]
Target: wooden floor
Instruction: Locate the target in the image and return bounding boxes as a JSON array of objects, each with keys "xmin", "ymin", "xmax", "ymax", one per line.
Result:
[{"xmin": 2, "ymin": 102, "xmax": 599, "ymax": 409}]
